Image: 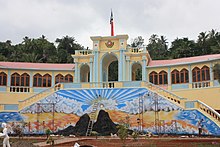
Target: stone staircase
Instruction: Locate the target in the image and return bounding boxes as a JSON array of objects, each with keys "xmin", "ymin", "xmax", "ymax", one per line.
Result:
[
  {"xmin": 18, "ymin": 83, "xmax": 62, "ymax": 111},
  {"xmin": 146, "ymin": 82, "xmax": 220, "ymax": 127}
]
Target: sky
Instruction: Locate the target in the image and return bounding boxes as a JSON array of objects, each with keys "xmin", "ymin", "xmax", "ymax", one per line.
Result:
[{"xmin": 0, "ymin": 0, "xmax": 220, "ymax": 49}]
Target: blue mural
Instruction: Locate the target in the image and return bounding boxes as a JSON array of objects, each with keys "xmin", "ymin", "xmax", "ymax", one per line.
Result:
[
  {"xmin": 0, "ymin": 112, "xmax": 23, "ymax": 123},
  {"xmin": 0, "ymin": 87, "xmax": 219, "ymax": 136}
]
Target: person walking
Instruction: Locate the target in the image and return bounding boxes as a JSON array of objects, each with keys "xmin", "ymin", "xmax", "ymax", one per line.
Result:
[{"xmin": 198, "ymin": 119, "xmax": 203, "ymax": 137}]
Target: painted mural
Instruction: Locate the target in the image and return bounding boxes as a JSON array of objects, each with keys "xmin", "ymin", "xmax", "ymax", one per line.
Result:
[{"xmin": 0, "ymin": 88, "xmax": 220, "ymax": 135}]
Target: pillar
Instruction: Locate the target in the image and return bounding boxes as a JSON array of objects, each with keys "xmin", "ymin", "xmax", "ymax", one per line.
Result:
[
  {"xmin": 168, "ymin": 67, "xmax": 171, "ymax": 90},
  {"xmin": 119, "ymin": 49, "xmax": 124, "ymax": 81},
  {"xmin": 142, "ymin": 56, "xmax": 147, "ymax": 81},
  {"xmin": 90, "ymin": 57, "xmax": 93, "ymax": 82},
  {"xmin": 188, "ymin": 64, "xmax": 192, "ymax": 88},
  {"xmin": 74, "ymin": 62, "xmax": 79, "ymax": 83},
  {"xmin": 126, "ymin": 56, "xmax": 130, "ymax": 81},
  {"xmin": 94, "ymin": 50, "xmax": 99, "ymax": 84}
]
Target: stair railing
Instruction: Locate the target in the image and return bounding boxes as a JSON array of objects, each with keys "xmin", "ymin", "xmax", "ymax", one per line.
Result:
[
  {"xmin": 18, "ymin": 83, "xmax": 62, "ymax": 111},
  {"xmin": 196, "ymin": 100, "xmax": 220, "ymax": 126},
  {"xmin": 146, "ymin": 82, "xmax": 186, "ymax": 108}
]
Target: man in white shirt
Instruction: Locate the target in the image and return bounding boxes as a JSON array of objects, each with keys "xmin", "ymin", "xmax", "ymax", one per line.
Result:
[{"xmin": 0, "ymin": 123, "xmax": 11, "ymax": 147}]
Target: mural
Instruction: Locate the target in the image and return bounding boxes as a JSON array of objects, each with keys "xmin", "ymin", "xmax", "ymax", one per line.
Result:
[{"xmin": 0, "ymin": 88, "xmax": 220, "ymax": 135}]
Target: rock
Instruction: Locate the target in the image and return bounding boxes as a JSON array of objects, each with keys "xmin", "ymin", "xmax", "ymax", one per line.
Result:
[
  {"xmin": 57, "ymin": 113, "xmax": 90, "ymax": 136},
  {"xmin": 92, "ymin": 110, "xmax": 118, "ymax": 135}
]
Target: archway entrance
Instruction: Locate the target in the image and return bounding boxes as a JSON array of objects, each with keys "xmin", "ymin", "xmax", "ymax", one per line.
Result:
[
  {"xmin": 102, "ymin": 53, "xmax": 118, "ymax": 82},
  {"xmin": 80, "ymin": 64, "xmax": 90, "ymax": 82},
  {"xmin": 132, "ymin": 63, "xmax": 142, "ymax": 81}
]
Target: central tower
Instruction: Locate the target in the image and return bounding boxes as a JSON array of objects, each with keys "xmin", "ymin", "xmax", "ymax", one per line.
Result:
[{"xmin": 72, "ymin": 34, "xmax": 150, "ymax": 85}]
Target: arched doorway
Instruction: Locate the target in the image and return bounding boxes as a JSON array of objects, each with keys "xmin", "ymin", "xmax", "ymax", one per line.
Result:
[
  {"xmin": 80, "ymin": 64, "xmax": 90, "ymax": 82},
  {"xmin": 132, "ymin": 62, "xmax": 142, "ymax": 81},
  {"xmin": 101, "ymin": 53, "xmax": 118, "ymax": 82}
]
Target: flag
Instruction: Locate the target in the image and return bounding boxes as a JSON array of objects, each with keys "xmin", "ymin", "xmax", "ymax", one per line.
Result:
[{"xmin": 110, "ymin": 10, "xmax": 113, "ymax": 24}]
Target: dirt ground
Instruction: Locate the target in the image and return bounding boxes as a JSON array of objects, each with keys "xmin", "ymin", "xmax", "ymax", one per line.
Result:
[
  {"xmin": 54, "ymin": 137, "xmax": 220, "ymax": 147},
  {"xmin": 1, "ymin": 136, "xmax": 220, "ymax": 147}
]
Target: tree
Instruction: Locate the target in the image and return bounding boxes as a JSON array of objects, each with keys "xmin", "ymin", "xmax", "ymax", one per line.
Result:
[
  {"xmin": 169, "ymin": 38, "xmax": 196, "ymax": 59},
  {"xmin": 147, "ymin": 34, "xmax": 169, "ymax": 59},
  {"xmin": 55, "ymin": 36, "xmax": 83, "ymax": 63},
  {"xmin": 196, "ymin": 32, "xmax": 209, "ymax": 55},
  {"xmin": 117, "ymin": 124, "xmax": 128, "ymax": 146},
  {"xmin": 131, "ymin": 36, "xmax": 144, "ymax": 47}
]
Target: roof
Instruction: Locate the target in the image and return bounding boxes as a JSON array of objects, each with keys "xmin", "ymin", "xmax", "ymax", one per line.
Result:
[
  {"xmin": 148, "ymin": 54, "xmax": 220, "ymax": 67},
  {"xmin": 0, "ymin": 62, "xmax": 75, "ymax": 70}
]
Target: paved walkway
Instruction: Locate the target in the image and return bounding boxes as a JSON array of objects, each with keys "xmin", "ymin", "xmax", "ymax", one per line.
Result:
[{"xmin": 33, "ymin": 137, "xmax": 86, "ymax": 147}]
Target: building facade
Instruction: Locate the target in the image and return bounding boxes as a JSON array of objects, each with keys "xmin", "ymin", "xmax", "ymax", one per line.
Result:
[{"xmin": 0, "ymin": 34, "xmax": 220, "ymax": 135}]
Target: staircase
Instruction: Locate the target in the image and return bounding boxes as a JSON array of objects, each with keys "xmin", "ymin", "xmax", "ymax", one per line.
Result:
[
  {"xmin": 18, "ymin": 84, "xmax": 62, "ymax": 111},
  {"xmin": 146, "ymin": 82, "xmax": 220, "ymax": 127},
  {"xmin": 86, "ymin": 101, "xmax": 99, "ymax": 136}
]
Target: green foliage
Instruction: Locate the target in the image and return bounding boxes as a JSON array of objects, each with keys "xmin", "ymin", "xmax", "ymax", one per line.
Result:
[
  {"xmin": 0, "ymin": 29, "xmax": 219, "ymax": 63},
  {"xmin": 0, "ymin": 35, "xmax": 84, "ymax": 63},
  {"xmin": 147, "ymin": 34, "xmax": 169, "ymax": 60},
  {"xmin": 46, "ymin": 136, "xmax": 54, "ymax": 146},
  {"xmin": 131, "ymin": 131, "xmax": 139, "ymax": 141},
  {"xmin": 117, "ymin": 124, "xmax": 128, "ymax": 144},
  {"xmin": 169, "ymin": 38, "xmax": 196, "ymax": 59},
  {"xmin": 45, "ymin": 129, "xmax": 51, "ymax": 138},
  {"xmin": 91, "ymin": 131, "xmax": 99, "ymax": 139}
]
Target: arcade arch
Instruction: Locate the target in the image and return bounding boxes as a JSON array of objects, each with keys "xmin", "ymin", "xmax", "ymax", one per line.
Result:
[
  {"xmin": 132, "ymin": 62, "xmax": 142, "ymax": 81},
  {"xmin": 80, "ymin": 64, "xmax": 90, "ymax": 82},
  {"xmin": 101, "ymin": 53, "xmax": 118, "ymax": 82}
]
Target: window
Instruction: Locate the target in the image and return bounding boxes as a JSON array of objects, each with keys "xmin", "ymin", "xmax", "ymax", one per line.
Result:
[
  {"xmin": 180, "ymin": 69, "xmax": 189, "ymax": 83},
  {"xmin": 171, "ymin": 70, "xmax": 179, "ymax": 84},
  {"xmin": 159, "ymin": 71, "xmax": 168, "ymax": 84},
  {"xmin": 43, "ymin": 74, "xmax": 51, "ymax": 87},
  {"xmin": 192, "ymin": 66, "xmax": 210, "ymax": 82},
  {"xmin": 149, "ymin": 71, "xmax": 158, "ymax": 85},
  {"xmin": 11, "ymin": 73, "xmax": 20, "ymax": 86},
  {"xmin": 201, "ymin": 66, "xmax": 210, "ymax": 81},
  {"xmin": 33, "ymin": 73, "xmax": 42, "ymax": 87},
  {"xmin": 11, "ymin": 73, "xmax": 30, "ymax": 86},
  {"xmin": 65, "ymin": 74, "xmax": 73, "ymax": 82},
  {"xmin": 21, "ymin": 73, "xmax": 30, "ymax": 86},
  {"xmin": 0, "ymin": 72, "xmax": 7, "ymax": 86},
  {"xmin": 33, "ymin": 73, "xmax": 51, "ymax": 87},
  {"xmin": 55, "ymin": 74, "xmax": 64, "ymax": 84}
]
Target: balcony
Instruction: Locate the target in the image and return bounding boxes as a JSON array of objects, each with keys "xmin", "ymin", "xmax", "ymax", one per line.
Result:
[
  {"xmin": 75, "ymin": 50, "xmax": 93, "ymax": 56},
  {"xmin": 192, "ymin": 81, "xmax": 210, "ymax": 88},
  {"xmin": 10, "ymin": 86, "xmax": 30, "ymax": 93}
]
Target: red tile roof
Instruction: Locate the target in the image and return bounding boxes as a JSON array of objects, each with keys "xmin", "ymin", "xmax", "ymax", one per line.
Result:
[
  {"xmin": 0, "ymin": 62, "xmax": 75, "ymax": 70},
  {"xmin": 148, "ymin": 54, "xmax": 220, "ymax": 67}
]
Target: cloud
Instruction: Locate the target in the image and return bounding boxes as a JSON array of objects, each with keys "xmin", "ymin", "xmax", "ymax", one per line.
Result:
[{"xmin": 0, "ymin": 0, "xmax": 220, "ymax": 48}]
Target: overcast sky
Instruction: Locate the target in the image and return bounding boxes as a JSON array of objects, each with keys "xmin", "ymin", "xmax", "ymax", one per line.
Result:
[{"xmin": 0, "ymin": 0, "xmax": 220, "ymax": 48}]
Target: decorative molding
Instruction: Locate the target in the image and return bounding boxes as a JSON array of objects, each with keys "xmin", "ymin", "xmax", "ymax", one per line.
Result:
[{"xmin": 105, "ymin": 40, "xmax": 114, "ymax": 48}]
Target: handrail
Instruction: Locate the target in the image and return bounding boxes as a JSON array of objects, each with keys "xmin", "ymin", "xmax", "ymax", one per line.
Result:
[
  {"xmin": 146, "ymin": 82, "xmax": 220, "ymax": 126},
  {"xmin": 197, "ymin": 100, "xmax": 220, "ymax": 125},
  {"xmin": 146, "ymin": 82, "xmax": 186, "ymax": 107},
  {"xmin": 18, "ymin": 83, "xmax": 62, "ymax": 111}
]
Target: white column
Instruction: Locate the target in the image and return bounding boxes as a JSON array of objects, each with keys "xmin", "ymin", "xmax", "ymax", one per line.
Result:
[
  {"xmin": 119, "ymin": 49, "xmax": 123, "ymax": 81},
  {"xmin": 210, "ymin": 63, "xmax": 213, "ymax": 81},
  {"xmin": 188, "ymin": 65, "xmax": 192, "ymax": 83},
  {"xmin": 89, "ymin": 57, "xmax": 93, "ymax": 82},
  {"xmin": 142, "ymin": 56, "xmax": 147, "ymax": 81},
  {"xmin": 74, "ymin": 62, "xmax": 78, "ymax": 83}
]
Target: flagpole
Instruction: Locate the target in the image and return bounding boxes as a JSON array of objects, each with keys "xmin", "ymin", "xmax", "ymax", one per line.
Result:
[{"xmin": 110, "ymin": 10, "xmax": 114, "ymax": 36}]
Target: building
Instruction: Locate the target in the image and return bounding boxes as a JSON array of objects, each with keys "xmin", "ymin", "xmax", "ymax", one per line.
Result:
[{"xmin": 0, "ymin": 34, "xmax": 220, "ymax": 135}]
